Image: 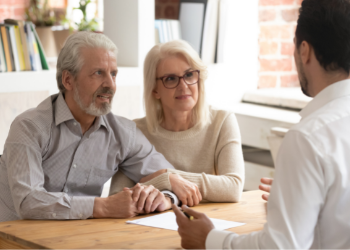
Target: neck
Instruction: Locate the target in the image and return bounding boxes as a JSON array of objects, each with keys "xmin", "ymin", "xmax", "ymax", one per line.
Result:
[
  {"xmin": 64, "ymin": 92, "xmax": 96, "ymax": 134},
  {"xmin": 309, "ymin": 69, "xmax": 350, "ymax": 97},
  {"xmin": 161, "ymin": 110, "xmax": 194, "ymax": 132}
]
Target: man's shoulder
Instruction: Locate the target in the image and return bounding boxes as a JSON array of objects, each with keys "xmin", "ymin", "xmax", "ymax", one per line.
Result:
[
  {"xmin": 291, "ymin": 97, "xmax": 350, "ymax": 137},
  {"xmin": 12, "ymin": 95, "xmax": 56, "ymax": 132},
  {"xmin": 104, "ymin": 113, "xmax": 137, "ymax": 134}
]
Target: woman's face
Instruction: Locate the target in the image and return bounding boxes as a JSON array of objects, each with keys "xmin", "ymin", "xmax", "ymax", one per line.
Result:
[{"xmin": 153, "ymin": 55, "xmax": 199, "ymax": 116}]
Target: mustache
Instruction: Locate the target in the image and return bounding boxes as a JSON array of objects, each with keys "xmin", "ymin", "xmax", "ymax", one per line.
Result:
[{"xmin": 94, "ymin": 87, "xmax": 115, "ymax": 97}]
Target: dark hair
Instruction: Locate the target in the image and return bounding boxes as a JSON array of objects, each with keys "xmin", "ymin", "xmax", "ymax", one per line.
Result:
[{"xmin": 296, "ymin": 0, "xmax": 350, "ymax": 73}]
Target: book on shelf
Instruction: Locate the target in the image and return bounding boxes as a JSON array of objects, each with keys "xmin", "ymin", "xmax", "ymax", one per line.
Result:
[
  {"xmin": 155, "ymin": 19, "xmax": 181, "ymax": 44},
  {"xmin": 201, "ymin": 0, "xmax": 219, "ymax": 64},
  {"xmin": 179, "ymin": 0, "xmax": 208, "ymax": 57},
  {"xmin": 0, "ymin": 19, "xmax": 48, "ymax": 73}
]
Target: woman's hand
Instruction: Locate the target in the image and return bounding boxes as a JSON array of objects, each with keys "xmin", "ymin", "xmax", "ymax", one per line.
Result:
[
  {"xmin": 169, "ymin": 173, "xmax": 202, "ymax": 206},
  {"xmin": 259, "ymin": 177, "xmax": 273, "ymax": 201}
]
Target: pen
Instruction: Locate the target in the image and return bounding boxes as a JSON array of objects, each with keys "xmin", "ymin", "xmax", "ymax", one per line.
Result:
[{"xmin": 183, "ymin": 211, "xmax": 194, "ymax": 221}]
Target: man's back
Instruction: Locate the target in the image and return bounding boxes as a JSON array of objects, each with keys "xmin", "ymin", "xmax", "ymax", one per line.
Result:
[{"xmin": 268, "ymin": 80, "xmax": 350, "ymax": 248}]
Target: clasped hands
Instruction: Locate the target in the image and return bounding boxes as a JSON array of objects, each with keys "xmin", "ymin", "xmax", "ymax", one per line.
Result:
[
  {"xmin": 93, "ymin": 172, "xmax": 202, "ymax": 219},
  {"xmin": 93, "ymin": 183, "xmax": 172, "ymax": 219}
]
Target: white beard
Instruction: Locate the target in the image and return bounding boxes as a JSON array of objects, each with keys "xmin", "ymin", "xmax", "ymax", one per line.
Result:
[{"xmin": 73, "ymin": 83, "xmax": 113, "ymax": 116}]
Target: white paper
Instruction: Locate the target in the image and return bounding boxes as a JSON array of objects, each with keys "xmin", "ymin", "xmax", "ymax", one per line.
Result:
[{"xmin": 126, "ymin": 212, "xmax": 245, "ymax": 231}]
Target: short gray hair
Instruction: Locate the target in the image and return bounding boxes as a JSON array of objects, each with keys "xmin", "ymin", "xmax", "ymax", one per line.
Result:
[{"xmin": 56, "ymin": 31, "xmax": 118, "ymax": 93}]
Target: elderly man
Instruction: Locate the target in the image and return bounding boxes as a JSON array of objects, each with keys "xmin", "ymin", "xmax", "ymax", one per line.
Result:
[
  {"xmin": 173, "ymin": 0, "xmax": 350, "ymax": 249},
  {"xmin": 0, "ymin": 32, "xmax": 199, "ymax": 222}
]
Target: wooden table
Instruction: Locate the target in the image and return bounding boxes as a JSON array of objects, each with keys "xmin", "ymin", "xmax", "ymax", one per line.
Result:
[{"xmin": 0, "ymin": 190, "xmax": 266, "ymax": 249}]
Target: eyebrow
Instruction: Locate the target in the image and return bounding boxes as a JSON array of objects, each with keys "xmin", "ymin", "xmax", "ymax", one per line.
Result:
[{"xmin": 163, "ymin": 68, "xmax": 193, "ymax": 76}]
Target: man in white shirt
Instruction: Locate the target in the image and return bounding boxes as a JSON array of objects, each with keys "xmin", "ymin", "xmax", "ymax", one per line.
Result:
[{"xmin": 173, "ymin": 0, "xmax": 350, "ymax": 248}]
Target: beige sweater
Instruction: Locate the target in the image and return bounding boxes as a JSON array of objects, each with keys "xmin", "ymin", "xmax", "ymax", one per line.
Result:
[{"xmin": 109, "ymin": 108, "xmax": 245, "ymax": 202}]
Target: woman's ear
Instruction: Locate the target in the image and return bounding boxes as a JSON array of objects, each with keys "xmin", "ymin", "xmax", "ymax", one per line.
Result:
[
  {"xmin": 62, "ymin": 70, "xmax": 74, "ymax": 91},
  {"xmin": 152, "ymin": 87, "xmax": 161, "ymax": 99}
]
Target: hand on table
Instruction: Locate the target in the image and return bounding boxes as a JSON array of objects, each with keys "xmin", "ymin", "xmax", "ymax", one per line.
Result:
[
  {"xmin": 259, "ymin": 177, "xmax": 273, "ymax": 201},
  {"xmin": 125, "ymin": 183, "xmax": 172, "ymax": 213},
  {"xmin": 169, "ymin": 173, "xmax": 202, "ymax": 207},
  {"xmin": 172, "ymin": 204, "xmax": 214, "ymax": 249},
  {"xmin": 93, "ymin": 189, "xmax": 139, "ymax": 218}
]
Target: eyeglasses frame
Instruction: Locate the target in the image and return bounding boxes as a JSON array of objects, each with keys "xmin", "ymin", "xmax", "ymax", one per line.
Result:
[{"xmin": 156, "ymin": 70, "xmax": 200, "ymax": 89}]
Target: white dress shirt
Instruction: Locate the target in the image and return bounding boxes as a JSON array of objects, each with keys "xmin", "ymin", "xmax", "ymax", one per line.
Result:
[{"xmin": 206, "ymin": 79, "xmax": 350, "ymax": 249}]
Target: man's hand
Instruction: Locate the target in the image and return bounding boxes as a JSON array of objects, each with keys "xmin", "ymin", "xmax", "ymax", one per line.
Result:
[
  {"xmin": 169, "ymin": 174, "xmax": 202, "ymax": 207},
  {"xmin": 173, "ymin": 204, "xmax": 214, "ymax": 249},
  {"xmin": 93, "ymin": 189, "xmax": 139, "ymax": 218},
  {"xmin": 259, "ymin": 177, "xmax": 273, "ymax": 201},
  {"xmin": 126, "ymin": 183, "xmax": 172, "ymax": 213}
]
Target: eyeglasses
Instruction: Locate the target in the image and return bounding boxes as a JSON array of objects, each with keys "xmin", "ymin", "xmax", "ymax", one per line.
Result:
[{"xmin": 156, "ymin": 70, "xmax": 200, "ymax": 89}]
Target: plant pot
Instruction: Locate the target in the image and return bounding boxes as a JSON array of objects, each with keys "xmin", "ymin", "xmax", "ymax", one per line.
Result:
[{"xmin": 53, "ymin": 29, "xmax": 75, "ymax": 54}]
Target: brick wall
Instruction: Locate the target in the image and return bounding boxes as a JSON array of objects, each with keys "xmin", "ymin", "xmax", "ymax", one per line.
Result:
[
  {"xmin": 155, "ymin": 0, "xmax": 179, "ymax": 19},
  {"xmin": 259, "ymin": 0, "xmax": 302, "ymax": 88},
  {"xmin": 0, "ymin": 0, "xmax": 66, "ymax": 23},
  {"xmin": 0, "ymin": 0, "xmax": 30, "ymax": 23}
]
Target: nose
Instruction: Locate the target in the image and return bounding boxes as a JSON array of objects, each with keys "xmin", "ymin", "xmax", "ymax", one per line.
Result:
[
  {"xmin": 177, "ymin": 77, "xmax": 188, "ymax": 90},
  {"xmin": 102, "ymin": 73, "xmax": 116, "ymax": 91}
]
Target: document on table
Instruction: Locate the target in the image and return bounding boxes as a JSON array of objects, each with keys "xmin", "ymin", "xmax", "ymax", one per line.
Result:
[{"xmin": 126, "ymin": 212, "xmax": 245, "ymax": 231}]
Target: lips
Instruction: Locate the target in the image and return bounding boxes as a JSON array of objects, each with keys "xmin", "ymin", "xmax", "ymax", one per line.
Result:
[{"xmin": 175, "ymin": 95, "xmax": 191, "ymax": 100}]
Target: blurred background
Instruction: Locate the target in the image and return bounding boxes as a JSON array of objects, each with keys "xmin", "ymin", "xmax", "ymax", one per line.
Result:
[{"xmin": 0, "ymin": 0, "xmax": 309, "ymax": 193}]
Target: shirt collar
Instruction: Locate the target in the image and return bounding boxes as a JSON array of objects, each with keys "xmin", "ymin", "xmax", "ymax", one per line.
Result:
[
  {"xmin": 54, "ymin": 92, "xmax": 110, "ymax": 132},
  {"xmin": 55, "ymin": 92, "xmax": 75, "ymax": 126},
  {"xmin": 299, "ymin": 79, "xmax": 350, "ymax": 119}
]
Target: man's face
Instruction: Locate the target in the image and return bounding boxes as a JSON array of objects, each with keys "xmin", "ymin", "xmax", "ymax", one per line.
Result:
[
  {"xmin": 294, "ymin": 37, "xmax": 311, "ymax": 97},
  {"xmin": 73, "ymin": 47, "xmax": 118, "ymax": 116}
]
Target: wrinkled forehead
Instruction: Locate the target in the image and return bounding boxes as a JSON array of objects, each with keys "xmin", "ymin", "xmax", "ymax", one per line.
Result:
[{"xmin": 79, "ymin": 47, "xmax": 117, "ymax": 68}]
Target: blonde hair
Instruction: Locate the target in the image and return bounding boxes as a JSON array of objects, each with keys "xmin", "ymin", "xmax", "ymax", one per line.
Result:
[{"xmin": 143, "ymin": 40, "xmax": 210, "ymax": 133}]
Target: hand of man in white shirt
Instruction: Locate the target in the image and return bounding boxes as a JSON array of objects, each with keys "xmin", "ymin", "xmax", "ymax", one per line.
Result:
[
  {"xmin": 259, "ymin": 177, "xmax": 273, "ymax": 201},
  {"xmin": 173, "ymin": 204, "xmax": 214, "ymax": 249}
]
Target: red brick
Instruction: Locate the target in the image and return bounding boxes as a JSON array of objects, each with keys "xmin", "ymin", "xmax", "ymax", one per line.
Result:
[
  {"xmin": 259, "ymin": 9, "xmax": 276, "ymax": 22},
  {"xmin": 0, "ymin": 0, "xmax": 28, "ymax": 4},
  {"xmin": 259, "ymin": 0, "xmax": 294, "ymax": 6},
  {"xmin": 260, "ymin": 25, "xmax": 294, "ymax": 40},
  {"xmin": 281, "ymin": 8, "xmax": 299, "ymax": 22},
  {"xmin": 260, "ymin": 41, "xmax": 278, "ymax": 55},
  {"xmin": 281, "ymin": 42, "xmax": 295, "ymax": 56},
  {"xmin": 260, "ymin": 59, "xmax": 293, "ymax": 72},
  {"xmin": 13, "ymin": 6, "xmax": 25, "ymax": 16},
  {"xmin": 281, "ymin": 74, "xmax": 300, "ymax": 87},
  {"xmin": 258, "ymin": 75, "xmax": 277, "ymax": 88},
  {"xmin": 164, "ymin": 5, "xmax": 178, "ymax": 19}
]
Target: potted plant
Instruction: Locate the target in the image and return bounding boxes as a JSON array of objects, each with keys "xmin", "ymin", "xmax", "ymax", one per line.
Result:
[
  {"xmin": 25, "ymin": 0, "xmax": 58, "ymax": 57},
  {"xmin": 63, "ymin": 0, "xmax": 99, "ymax": 32}
]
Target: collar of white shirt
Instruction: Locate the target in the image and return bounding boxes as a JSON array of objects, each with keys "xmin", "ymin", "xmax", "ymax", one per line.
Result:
[{"xmin": 299, "ymin": 79, "xmax": 350, "ymax": 119}]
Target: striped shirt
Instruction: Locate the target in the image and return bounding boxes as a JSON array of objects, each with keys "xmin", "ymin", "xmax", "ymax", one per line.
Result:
[{"xmin": 0, "ymin": 93, "xmax": 174, "ymax": 222}]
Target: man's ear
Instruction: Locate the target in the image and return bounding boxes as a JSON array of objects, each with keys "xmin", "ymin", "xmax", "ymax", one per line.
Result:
[
  {"xmin": 299, "ymin": 41, "xmax": 312, "ymax": 65},
  {"xmin": 152, "ymin": 87, "xmax": 161, "ymax": 100},
  {"xmin": 61, "ymin": 70, "xmax": 75, "ymax": 91}
]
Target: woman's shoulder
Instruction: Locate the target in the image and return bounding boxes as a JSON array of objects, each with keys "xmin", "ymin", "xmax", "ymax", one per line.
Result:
[
  {"xmin": 209, "ymin": 106, "xmax": 236, "ymax": 124},
  {"xmin": 133, "ymin": 117, "xmax": 148, "ymax": 133}
]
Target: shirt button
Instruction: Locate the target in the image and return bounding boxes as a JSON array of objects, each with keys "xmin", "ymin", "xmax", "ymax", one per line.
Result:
[
  {"xmin": 73, "ymin": 164, "xmax": 77, "ymax": 168},
  {"xmin": 73, "ymin": 122, "xmax": 77, "ymax": 126},
  {"xmin": 52, "ymin": 213, "xmax": 56, "ymax": 218},
  {"xmin": 79, "ymin": 213, "xmax": 83, "ymax": 218}
]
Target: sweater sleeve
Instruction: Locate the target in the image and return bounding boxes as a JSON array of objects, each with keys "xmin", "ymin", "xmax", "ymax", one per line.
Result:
[{"xmin": 168, "ymin": 113, "xmax": 245, "ymax": 202}]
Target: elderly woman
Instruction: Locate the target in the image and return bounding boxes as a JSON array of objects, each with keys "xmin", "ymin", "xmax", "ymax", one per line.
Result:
[{"xmin": 110, "ymin": 40, "xmax": 244, "ymax": 205}]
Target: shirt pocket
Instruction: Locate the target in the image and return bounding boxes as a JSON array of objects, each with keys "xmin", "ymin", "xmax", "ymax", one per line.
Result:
[{"xmin": 84, "ymin": 167, "xmax": 115, "ymax": 195}]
